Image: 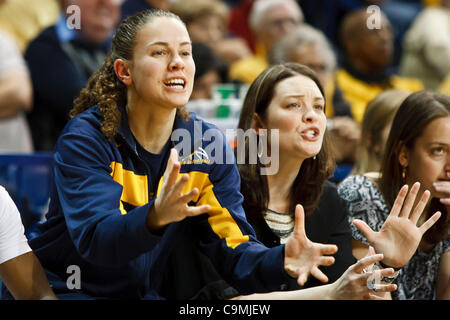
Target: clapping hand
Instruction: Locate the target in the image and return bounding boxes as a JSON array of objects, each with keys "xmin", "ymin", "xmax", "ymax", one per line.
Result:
[
  {"xmin": 284, "ymin": 204, "xmax": 338, "ymax": 286},
  {"xmin": 353, "ymin": 182, "xmax": 441, "ymax": 268}
]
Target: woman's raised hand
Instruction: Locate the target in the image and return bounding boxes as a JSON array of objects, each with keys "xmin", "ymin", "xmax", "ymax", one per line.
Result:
[
  {"xmin": 146, "ymin": 148, "xmax": 210, "ymax": 231},
  {"xmin": 353, "ymin": 182, "xmax": 441, "ymax": 268},
  {"xmin": 284, "ymin": 204, "xmax": 338, "ymax": 286}
]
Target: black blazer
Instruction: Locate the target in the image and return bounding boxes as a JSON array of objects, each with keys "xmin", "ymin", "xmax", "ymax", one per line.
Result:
[{"xmin": 246, "ymin": 180, "xmax": 356, "ymax": 290}]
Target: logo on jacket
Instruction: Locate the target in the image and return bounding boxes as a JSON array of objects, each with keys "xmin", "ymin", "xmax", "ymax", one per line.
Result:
[{"xmin": 180, "ymin": 147, "xmax": 211, "ymax": 165}]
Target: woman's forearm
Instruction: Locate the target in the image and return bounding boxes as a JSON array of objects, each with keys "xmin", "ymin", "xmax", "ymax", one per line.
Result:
[{"xmin": 231, "ymin": 283, "xmax": 334, "ymax": 300}]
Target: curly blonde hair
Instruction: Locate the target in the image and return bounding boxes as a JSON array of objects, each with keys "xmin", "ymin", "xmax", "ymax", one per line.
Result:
[{"xmin": 70, "ymin": 9, "xmax": 189, "ymax": 140}]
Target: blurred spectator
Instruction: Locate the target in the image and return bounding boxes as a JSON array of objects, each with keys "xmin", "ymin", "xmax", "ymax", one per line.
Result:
[
  {"xmin": 352, "ymin": 89, "xmax": 410, "ymax": 177},
  {"xmin": 0, "ymin": 30, "xmax": 33, "ymax": 153},
  {"xmin": 170, "ymin": 0, "xmax": 251, "ymax": 66},
  {"xmin": 302, "ymin": 1, "xmax": 425, "ymax": 67},
  {"xmin": 228, "ymin": 0, "xmax": 255, "ymax": 51},
  {"xmin": 400, "ymin": 0, "xmax": 450, "ymax": 90},
  {"xmin": 377, "ymin": 0, "xmax": 423, "ymax": 67},
  {"xmin": 121, "ymin": 0, "xmax": 170, "ymax": 20},
  {"xmin": 270, "ymin": 24, "xmax": 348, "ymax": 119},
  {"xmin": 336, "ymin": 8, "xmax": 423, "ymax": 123},
  {"xmin": 229, "ymin": 0, "xmax": 304, "ymax": 84},
  {"xmin": 270, "ymin": 23, "xmax": 360, "ymax": 163},
  {"xmin": 187, "ymin": 42, "xmax": 243, "ymax": 134},
  {"xmin": 190, "ymin": 42, "xmax": 227, "ymax": 101},
  {"xmin": 25, "ymin": 0, "xmax": 120, "ymax": 151},
  {"xmin": 0, "ymin": 0, "xmax": 60, "ymax": 52}
]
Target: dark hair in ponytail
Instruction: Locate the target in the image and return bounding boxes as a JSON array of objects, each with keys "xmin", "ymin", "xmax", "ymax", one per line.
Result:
[{"xmin": 70, "ymin": 9, "xmax": 188, "ymax": 139}]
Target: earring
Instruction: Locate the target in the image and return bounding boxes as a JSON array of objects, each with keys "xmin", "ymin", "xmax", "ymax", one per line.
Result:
[
  {"xmin": 402, "ymin": 166, "xmax": 407, "ymax": 179},
  {"xmin": 257, "ymin": 141, "xmax": 264, "ymax": 158},
  {"xmin": 313, "ymin": 155, "xmax": 317, "ymax": 160}
]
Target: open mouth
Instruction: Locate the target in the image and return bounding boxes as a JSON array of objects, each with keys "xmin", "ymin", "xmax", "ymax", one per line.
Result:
[
  {"xmin": 164, "ymin": 78, "xmax": 186, "ymax": 89},
  {"xmin": 304, "ymin": 130, "xmax": 316, "ymax": 138},
  {"xmin": 301, "ymin": 127, "xmax": 320, "ymax": 140}
]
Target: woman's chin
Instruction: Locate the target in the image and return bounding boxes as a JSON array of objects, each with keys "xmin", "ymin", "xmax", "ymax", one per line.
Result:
[{"xmin": 298, "ymin": 147, "xmax": 321, "ymax": 160}]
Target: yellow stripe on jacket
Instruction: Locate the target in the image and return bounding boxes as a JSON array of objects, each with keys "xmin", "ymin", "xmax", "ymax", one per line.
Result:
[
  {"xmin": 110, "ymin": 162, "xmax": 149, "ymax": 215},
  {"xmin": 156, "ymin": 171, "xmax": 250, "ymax": 249}
]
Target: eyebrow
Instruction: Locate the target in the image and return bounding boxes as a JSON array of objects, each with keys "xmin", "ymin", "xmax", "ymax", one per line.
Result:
[
  {"xmin": 428, "ymin": 142, "xmax": 448, "ymax": 146},
  {"xmin": 145, "ymin": 41, "xmax": 192, "ymax": 49},
  {"xmin": 285, "ymin": 94, "xmax": 324, "ymax": 101}
]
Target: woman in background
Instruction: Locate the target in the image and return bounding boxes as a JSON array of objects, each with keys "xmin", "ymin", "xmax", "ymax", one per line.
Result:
[
  {"xmin": 352, "ymin": 89, "xmax": 410, "ymax": 177},
  {"xmin": 339, "ymin": 90, "xmax": 449, "ymax": 299},
  {"xmin": 170, "ymin": 0, "xmax": 251, "ymax": 66}
]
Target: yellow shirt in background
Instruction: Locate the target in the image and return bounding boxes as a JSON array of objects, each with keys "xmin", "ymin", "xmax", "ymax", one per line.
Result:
[
  {"xmin": 0, "ymin": 0, "xmax": 60, "ymax": 52},
  {"xmin": 439, "ymin": 74, "xmax": 450, "ymax": 96},
  {"xmin": 423, "ymin": 0, "xmax": 441, "ymax": 6},
  {"xmin": 336, "ymin": 69, "xmax": 424, "ymax": 123},
  {"xmin": 229, "ymin": 43, "xmax": 268, "ymax": 84}
]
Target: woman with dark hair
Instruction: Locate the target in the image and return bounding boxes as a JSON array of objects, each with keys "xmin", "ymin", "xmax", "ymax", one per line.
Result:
[
  {"xmin": 338, "ymin": 90, "xmax": 449, "ymax": 299},
  {"xmin": 236, "ymin": 63, "xmax": 351, "ymax": 289},
  {"xmin": 19, "ymin": 9, "xmax": 343, "ymax": 300}
]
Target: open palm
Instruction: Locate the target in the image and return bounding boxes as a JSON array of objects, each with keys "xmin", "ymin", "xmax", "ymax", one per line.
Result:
[
  {"xmin": 284, "ymin": 204, "xmax": 338, "ymax": 286},
  {"xmin": 353, "ymin": 182, "xmax": 442, "ymax": 268},
  {"xmin": 147, "ymin": 149, "xmax": 211, "ymax": 231}
]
